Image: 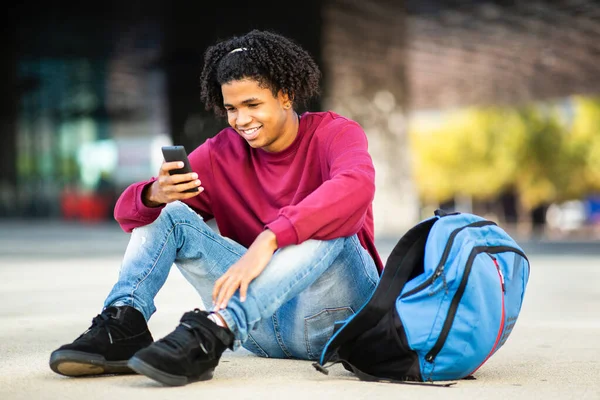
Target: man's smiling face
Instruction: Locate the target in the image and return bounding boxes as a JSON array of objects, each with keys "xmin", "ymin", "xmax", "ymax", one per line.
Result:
[{"xmin": 222, "ymin": 78, "xmax": 297, "ymax": 153}]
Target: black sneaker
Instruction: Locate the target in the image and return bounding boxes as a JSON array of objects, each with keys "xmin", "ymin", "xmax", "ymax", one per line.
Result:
[
  {"xmin": 49, "ymin": 306, "xmax": 154, "ymax": 377},
  {"xmin": 128, "ymin": 309, "xmax": 234, "ymax": 386}
]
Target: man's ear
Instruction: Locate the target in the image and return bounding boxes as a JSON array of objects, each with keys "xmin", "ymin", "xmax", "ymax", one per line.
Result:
[{"xmin": 278, "ymin": 90, "xmax": 294, "ymax": 108}]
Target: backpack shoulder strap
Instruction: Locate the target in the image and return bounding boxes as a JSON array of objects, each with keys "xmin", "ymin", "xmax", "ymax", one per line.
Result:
[
  {"xmin": 374, "ymin": 217, "xmax": 437, "ymax": 311},
  {"xmin": 319, "ymin": 217, "xmax": 437, "ymax": 364},
  {"xmin": 313, "ymin": 357, "xmax": 455, "ymax": 387}
]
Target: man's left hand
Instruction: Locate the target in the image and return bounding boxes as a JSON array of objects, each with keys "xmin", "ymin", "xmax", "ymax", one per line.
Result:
[{"xmin": 212, "ymin": 229, "xmax": 278, "ymax": 310}]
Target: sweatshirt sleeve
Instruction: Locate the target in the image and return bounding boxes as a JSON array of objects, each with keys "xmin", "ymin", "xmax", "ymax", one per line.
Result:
[
  {"xmin": 266, "ymin": 121, "xmax": 375, "ymax": 247},
  {"xmin": 114, "ymin": 140, "xmax": 215, "ymax": 233},
  {"xmin": 113, "ymin": 178, "xmax": 165, "ymax": 232}
]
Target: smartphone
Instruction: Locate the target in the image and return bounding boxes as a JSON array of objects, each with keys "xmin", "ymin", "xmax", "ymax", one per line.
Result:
[{"xmin": 161, "ymin": 145, "xmax": 199, "ymax": 193}]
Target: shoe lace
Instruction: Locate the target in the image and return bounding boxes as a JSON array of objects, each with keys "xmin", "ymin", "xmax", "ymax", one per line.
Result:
[
  {"xmin": 77, "ymin": 313, "xmax": 117, "ymax": 344},
  {"xmin": 158, "ymin": 316, "xmax": 212, "ymax": 355}
]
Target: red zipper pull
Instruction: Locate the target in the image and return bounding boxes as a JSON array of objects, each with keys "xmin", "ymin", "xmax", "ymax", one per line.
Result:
[{"xmin": 490, "ymin": 255, "xmax": 506, "ymax": 292}]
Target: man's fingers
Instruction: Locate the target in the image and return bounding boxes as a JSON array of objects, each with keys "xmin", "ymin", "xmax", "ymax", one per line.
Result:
[
  {"xmin": 160, "ymin": 173, "xmax": 199, "ymax": 187},
  {"xmin": 239, "ymin": 280, "xmax": 249, "ymax": 303},
  {"xmin": 215, "ymin": 279, "xmax": 231, "ymax": 309},
  {"xmin": 213, "ymin": 276, "xmax": 227, "ymax": 304},
  {"xmin": 215, "ymin": 275, "xmax": 241, "ymax": 310},
  {"xmin": 180, "ymin": 188, "xmax": 203, "ymax": 200},
  {"xmin": 157, "ymin": 171, "xmax": 201, "ymax": 196},
  {"xmin": 175, "ymin": 180, "xmax": 202, "ymax": 193},
  {"xmin": 218, "ymin": 282, "xmax": 240, "ymax": 310},
  {"xmin": 161, "ymin": 161, "xmax": 184, "ymax": 174},
  {"xmin": 170, "ymin": 172, "xmax": 199, "ymax": 184}
]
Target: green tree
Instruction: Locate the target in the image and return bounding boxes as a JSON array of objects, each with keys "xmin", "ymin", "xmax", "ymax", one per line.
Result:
[
  {"xmin": 409, "ymin": 106, "xmax": 525, "ymax": 205},
  {"xmin": 569, "ymin": 96, "xmax": 600, "ymax": 194},
  {"xmin": 409, "ymin": 99, "xmax": 598, "ymax": 214},
  {"xmin": 512, "ymin": 106, "xmax": 565, "ymax": 210}
]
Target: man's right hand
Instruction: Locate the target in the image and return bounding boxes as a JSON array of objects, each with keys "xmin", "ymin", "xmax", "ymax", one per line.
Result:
[{"xmin": 143, "ymin": 162, "xmax": 203, "ymax": 207}]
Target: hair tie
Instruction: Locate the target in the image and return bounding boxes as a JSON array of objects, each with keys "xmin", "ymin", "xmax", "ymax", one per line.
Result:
[{"xmin": 228, "ymin": 47, "xmax": 249, "ymax": 54}]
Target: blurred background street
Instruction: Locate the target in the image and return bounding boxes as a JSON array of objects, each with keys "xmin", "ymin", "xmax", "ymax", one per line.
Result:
[
  {"xmin": 1, "ymin": 219, "xmax": 599, "ymax": 259},
  {"xmin": 2, "ymin": 0, "xmax": 600, "ymax": 236}
]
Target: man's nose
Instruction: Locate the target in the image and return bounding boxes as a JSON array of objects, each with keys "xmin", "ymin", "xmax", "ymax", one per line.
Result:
[{"xmin": 236, "ymin": 109, "xmax": 252, "ymax": 126}]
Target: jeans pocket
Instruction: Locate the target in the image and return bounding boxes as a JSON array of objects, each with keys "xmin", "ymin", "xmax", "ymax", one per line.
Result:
[
  {"xmin": 242, "ymin": 334, "xmax": 270, "ymax": 358},
  {"xmin": 304, "ymin": 306, "xmax": 354, "ymax": 360}
]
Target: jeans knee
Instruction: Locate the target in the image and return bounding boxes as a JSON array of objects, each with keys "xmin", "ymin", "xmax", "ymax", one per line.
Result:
[
  {"xmin": 162, "ymin": 201, "xmax": 193, "ymax": 218},
  {"xmin": 158, "ymin": 201, "xmax": 206, "ymax": 226}
]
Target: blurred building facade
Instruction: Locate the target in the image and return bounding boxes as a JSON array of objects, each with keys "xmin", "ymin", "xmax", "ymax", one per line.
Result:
[
  {"xmin": 2, "ymin": 0, "xmax": 600, "ymax": 236},
  {"xmin": 1, "ymin": 1, "xmax": 325, "ymax": 223},
  {"xmin": 2, "ymin": 0, "xmax": 415, "ymax": 235}
]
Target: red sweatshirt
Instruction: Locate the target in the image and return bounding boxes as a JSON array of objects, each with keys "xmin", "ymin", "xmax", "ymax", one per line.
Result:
[{"xmin": 114, "ymin": 111, "xmax": 383, "ymax": 272}]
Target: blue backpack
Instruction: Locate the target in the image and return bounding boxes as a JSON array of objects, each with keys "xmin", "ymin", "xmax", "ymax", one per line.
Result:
[{"xmin": 314, "ymin": 210, "xmax": 530, "ymax": 385}]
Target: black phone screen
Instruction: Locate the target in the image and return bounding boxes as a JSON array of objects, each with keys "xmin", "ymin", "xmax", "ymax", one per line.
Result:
[{"xmin": 161, "ymin": 145, "xmax": 199, "ymax": 192}]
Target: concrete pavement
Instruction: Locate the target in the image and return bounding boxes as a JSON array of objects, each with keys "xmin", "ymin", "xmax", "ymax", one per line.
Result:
[{"xmin": 0, "ymin": 221, "xmax": 599, "ymax": 399}]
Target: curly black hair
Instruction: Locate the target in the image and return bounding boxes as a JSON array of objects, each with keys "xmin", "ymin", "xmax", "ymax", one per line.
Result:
[{"xmin": 200, "ymin": 30, "xmax": 321, "ymax": 117}]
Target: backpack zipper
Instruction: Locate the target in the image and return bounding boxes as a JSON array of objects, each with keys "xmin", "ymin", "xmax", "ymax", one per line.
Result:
[
  {"xmin": 489, "ymin": 254, "xmax": 505, "ymax": 293},
  {"xmin": 465, "ymin": 253, "xmax": 507, "ymax": 376},
  {"xmin": 401, "ymin": 221, "xmax": 497, "ymax": 299},
  {"xmin": 424, "ymin": 246, "xmax": 526, "ymax": 364}
]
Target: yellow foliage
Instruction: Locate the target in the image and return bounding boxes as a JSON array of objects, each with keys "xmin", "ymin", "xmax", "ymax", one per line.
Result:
[
  {"xmin": 409, "ymin": 97, "xmax": 600, "ymax": 210},
  {"xmin": 410, "ymin": 107, "xmax": 525, "ymax": 203}
]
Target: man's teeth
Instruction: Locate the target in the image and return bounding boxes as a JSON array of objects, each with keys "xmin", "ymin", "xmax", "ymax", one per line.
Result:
[{"xmin": 243, "ymin": 127, "xmax": 260, "ymax": 134}]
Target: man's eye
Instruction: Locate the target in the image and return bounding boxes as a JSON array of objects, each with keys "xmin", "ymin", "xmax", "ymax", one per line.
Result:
[
  {"xmin": 248, "ymin": 104, "xmax": 259, "ymax": 108},
  {"xmin": 225, "ymin": 108, "xmax": 235, "ymax": 112}
]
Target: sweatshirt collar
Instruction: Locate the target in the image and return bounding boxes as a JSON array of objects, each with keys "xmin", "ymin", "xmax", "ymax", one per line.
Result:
[{"xmin": 255, "ymin": 113, "xmax": 305, "ymax": 161}]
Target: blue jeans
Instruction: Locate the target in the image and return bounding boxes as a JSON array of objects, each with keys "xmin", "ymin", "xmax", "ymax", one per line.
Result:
[{"xmin": 104, "ymin": 201, "xmax": 379, "ymax": 360}]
